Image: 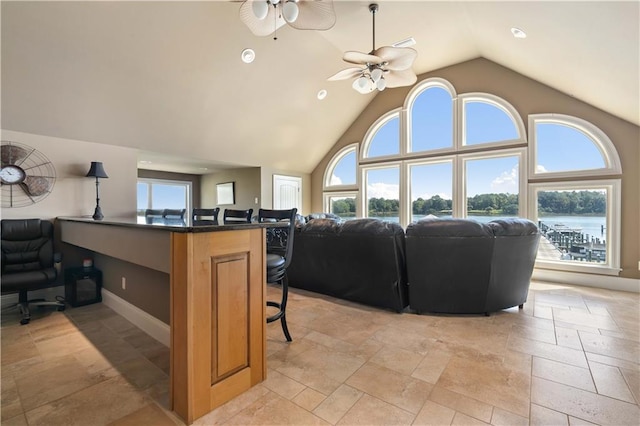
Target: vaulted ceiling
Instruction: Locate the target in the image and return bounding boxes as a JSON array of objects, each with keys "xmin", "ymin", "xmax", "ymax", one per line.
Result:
[{"xmin": 2, "ymin": 1, "xmax": 638, "ymax": 175}]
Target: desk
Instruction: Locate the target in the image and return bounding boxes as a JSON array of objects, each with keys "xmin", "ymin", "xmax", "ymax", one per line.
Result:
[{"xmin": 58, "ymin": 217, "xmax": 281, "ymax": 424}]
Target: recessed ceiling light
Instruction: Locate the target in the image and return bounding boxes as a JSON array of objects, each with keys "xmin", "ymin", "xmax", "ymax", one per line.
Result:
[
  {"xmin": 317, "ymin": 89, "xmax": 327, "ymax": 100},
  {"xmin": 511, "ymin": 27, "xmax": 527, "ymax": 39},
  {"xmin": 241, "ymin": 48, "xmax": 255, "ymax": 63}
]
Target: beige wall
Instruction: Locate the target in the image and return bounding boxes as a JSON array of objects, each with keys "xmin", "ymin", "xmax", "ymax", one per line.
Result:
[
  {"xmin": 1, "ymin": 130, "xmax": 138, "ymax": 221},
  {"xmin": 201, "ymin": 167, "xmax": 261, "ymax": 217},
  {"xmin": 310, "ymin": 58, "xmax": 640, "ymax": 280}
]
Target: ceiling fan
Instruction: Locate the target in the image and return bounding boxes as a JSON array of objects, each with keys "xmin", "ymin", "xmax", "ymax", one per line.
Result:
[
  {"xmin": 239, "ymin": 0, "xmax": 336, "ymax": 40},
  {"xmin": 328, "ymin": 3, "xmax": 417, "ymax": 94}
]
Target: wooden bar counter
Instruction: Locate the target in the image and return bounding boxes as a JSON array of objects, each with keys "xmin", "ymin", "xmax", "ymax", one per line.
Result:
[{"xmin": 58, "ymin": 216, "xmax": 278, "ymax": 424}]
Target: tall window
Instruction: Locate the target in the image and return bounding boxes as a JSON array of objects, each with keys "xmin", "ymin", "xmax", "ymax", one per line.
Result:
[
  {"xmin": 137, "ymin": 178, "xmax": 192, "ymax": 216},
  {"xmin": 528, "ymin": 115, "xmax": 621, "ymax": 274},
  {"xmin": 362, "ymin": 165, "xmax": 400, "ymax": 222},
  {"xmin": 462, "ymin": 151, "xmax": 523, "ymax": 220},
  {"xmin": 408, "ymin": 159, "xmax": 453, "ymax": 222},
  {"xmin": 323, "ymin": 79, "xmax": 622, "ymax": 275}
]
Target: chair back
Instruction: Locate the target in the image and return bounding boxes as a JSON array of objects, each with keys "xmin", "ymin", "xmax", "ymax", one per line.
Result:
[
  {"xmin": 144, "ymin": 209, "xmax": 163, "ymax": 217},
  {"xmin": 1, "ymin": 219, "xmax": 56, "ymax": 292},
  {"xmin": 192, "ymin": 208, "xmax": 220, "ymax": 222},
  {"xmin": 223, "ymin": 208, "xmax": 253, "ymax": 224},
  {"xmin": 162, "ymin": 209, "xmax": 186, "ymax": 220},
  {"xmin": 258, "ymin": 208, "xmax": 297, "ymax": 269}
]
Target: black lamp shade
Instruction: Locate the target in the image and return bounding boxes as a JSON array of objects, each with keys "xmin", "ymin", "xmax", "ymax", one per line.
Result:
[{"xmin": 86, "ymin": 162, "xmax": 109, "ymax": 179}]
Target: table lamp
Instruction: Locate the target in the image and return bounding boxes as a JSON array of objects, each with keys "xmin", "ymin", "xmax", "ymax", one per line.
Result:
[{"xmin": 86, "ymin": 161, "xmax": 108, "ymax": 220}]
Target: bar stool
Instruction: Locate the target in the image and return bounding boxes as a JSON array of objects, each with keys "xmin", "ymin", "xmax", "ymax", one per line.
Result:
[
  {"xmin": 223, "ymin": 208, "xmax": 253, "ymax": 224},
  {"xmin": 258, "ymin": 208, "xmax": 297, "ymax": 342},
  {"xmin": 192, "ymin": 208, "xmax": 220, "ymax": 225}
]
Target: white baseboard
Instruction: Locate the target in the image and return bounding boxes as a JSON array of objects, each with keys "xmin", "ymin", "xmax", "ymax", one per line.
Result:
[
  {"xmin": 532, "ymin": 269, "xmax": 640, "ymax": 293},
  {"xmin": 101, "ymin": 289, "xmax": 170, "ymax": 347}
]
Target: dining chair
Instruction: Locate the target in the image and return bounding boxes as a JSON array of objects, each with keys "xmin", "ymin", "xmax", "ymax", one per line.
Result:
[
  {"xmin": 223, "ymin": 208, "xmax": 253, "ymax": 224},
  {"xmin": 258, "ymin": 208, "xmax": 297, "ymax": 342}
]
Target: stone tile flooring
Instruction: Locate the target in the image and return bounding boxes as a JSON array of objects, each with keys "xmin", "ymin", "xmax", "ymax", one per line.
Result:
[{"xmin": 1, "ymin": 281, "xmax": 639, "ymax": 425}]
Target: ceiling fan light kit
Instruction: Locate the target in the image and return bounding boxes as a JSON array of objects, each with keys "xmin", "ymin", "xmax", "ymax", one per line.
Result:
[
  {"xmin": 328, "ymin": 3, "xmax": 418, "ymax": 94},
  {"xmin": 240, "ymin": 0, "xmax": 336, "ymax": 39}
]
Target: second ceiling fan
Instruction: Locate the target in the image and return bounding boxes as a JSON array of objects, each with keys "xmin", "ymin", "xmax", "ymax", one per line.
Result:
[{"xmin": 329, "ymin": 3, "xmax": 417, "ymax": 94}]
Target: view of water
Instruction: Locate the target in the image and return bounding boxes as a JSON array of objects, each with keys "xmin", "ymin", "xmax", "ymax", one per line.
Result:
[{"xmin": 367, "ymin": 214, "xmax": 606, "ymax": 239}]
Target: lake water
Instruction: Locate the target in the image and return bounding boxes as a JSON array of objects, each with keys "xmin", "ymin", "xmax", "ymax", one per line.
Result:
[{"xmin": 367, "ymin": 214, "xmax": 606, "ymax": 239}]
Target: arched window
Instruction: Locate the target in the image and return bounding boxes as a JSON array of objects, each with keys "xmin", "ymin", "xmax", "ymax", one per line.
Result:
[
  {"xmin": 529, "ymin": 114, "xmax": 621, "ymax": 178},
  {"xmin": 528, "ymin": 114, "xmax": 622, "ymax": 274},
  {"xmin": 460, "ymin": 94, "xmax": 525, "ymax": 148},
  {"xmin": 323, "ymin": 79, "xmax": 623, "ymax": 276},
  {"xmin": 361, "ymin": 110, "xmax": 400, "ymax": 159},
  {"xmin": 324, "ymin": 143, "xmax": 358, "ymax": 188},
  {"xmin": 405, "ymin": 79, "xmax": 455, "ymax": 153}
]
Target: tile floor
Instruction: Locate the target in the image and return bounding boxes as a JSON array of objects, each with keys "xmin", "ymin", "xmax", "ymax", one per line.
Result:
[{"xmin": 1, "ymin": 281, "xmax": 639, "ymax": 425}]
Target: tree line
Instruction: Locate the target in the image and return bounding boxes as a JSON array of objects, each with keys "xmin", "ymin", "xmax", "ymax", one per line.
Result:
[{"xmin": 331, "ymin": 190, "xmax": 606, "ymax": 216}]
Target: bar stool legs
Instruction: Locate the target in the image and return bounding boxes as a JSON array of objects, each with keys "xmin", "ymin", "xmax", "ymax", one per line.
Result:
[{"xmin": 266, "ymin": 274, "xmax": 292, "ymax": 342}]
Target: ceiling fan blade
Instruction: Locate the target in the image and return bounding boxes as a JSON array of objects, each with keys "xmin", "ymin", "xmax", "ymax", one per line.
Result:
[
  {"xmin": 328, "ymin": 67, "xmax": 364, "ymax": 81},
  {"xmin": 239, "ymin": 0, "xmax": 286, "ymax": 37},
  {"xmin": 384, "ymin": 68, "xmax": 418, "ymax": 88},
  {"xmin": 374, "ymin": 46, "xmax": 418, "ymax": 71},
  {"xmin": 288, "ymin": 0, "xmax": 337, "ymax": 31},
  {"xmin": 343, "ymin": 51, "xmax": 383, "ymax": 65}
]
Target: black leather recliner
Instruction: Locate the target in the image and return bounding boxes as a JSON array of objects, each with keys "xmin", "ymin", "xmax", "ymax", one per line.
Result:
[
  {"xmin": 405, "ymin": 218, "xmax": 540, "ymax": 315},
  {"xmin": 1, "ymin": 219, "xmax": 65, "ymax": 324},
  {"xmin": 288, "ymin": 218, "xmax": 409, "ymax": 312}
]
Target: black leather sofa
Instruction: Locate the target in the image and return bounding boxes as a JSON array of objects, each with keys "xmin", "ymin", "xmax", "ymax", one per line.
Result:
[
  {"xmin": 287, "ymin": 218, "xmax": 409, "ymax": 312},
  {"xmin": 405, "ymin": 218, "xmax": 540, "ymax": 315}
]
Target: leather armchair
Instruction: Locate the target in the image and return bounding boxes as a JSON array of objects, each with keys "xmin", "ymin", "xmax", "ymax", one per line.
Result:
[{"xmin": 1, "ymin": 219, "xmax": 65, "ymax": 324}]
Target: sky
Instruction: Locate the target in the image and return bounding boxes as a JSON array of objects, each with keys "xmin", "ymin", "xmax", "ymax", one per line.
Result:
[{"xmin": 330, "ymin": 87, "xmax": 605, "ymax": 202}]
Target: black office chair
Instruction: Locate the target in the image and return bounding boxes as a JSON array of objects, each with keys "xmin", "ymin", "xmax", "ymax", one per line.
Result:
[
  {"xmin": 1, "ymin": 219, "xmax": 65, "ymax": 325},
  {"xmin": 192, "ymin": 208, "xmax": 220, "ymax": 225},
  {"xmin": 223, "ymin": 208, "xmax": 253, "ymax": 224},
  {"xmin": 162, "ymin": 209, "xmax": 186, "ymax": 220},
  {"xmin": 258, "ymin": 208, "xmax": 297, "ymax": 342}
]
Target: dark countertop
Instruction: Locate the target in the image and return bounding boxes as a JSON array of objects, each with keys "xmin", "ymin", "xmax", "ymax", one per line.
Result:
[{"xmin": 57, "ymin": 216, "xmax": 287, "ymax": 233}]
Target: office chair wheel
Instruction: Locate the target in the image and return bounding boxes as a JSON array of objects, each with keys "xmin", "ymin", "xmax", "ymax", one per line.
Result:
[
  {"xmin": 57, "ymin": 306, "xmax": 65, "ymax": 312},
  {"xmin": 20, "ymin": 318, "xmax": 30, "ymax": 325}
]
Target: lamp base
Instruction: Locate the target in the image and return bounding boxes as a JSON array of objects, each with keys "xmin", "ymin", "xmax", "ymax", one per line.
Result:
[{"xmin": 92, "ymin": 205, "xmax": 104, "ymax": 221}]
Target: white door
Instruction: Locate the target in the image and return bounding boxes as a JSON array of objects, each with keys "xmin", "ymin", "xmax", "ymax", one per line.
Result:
[{"xmin": 273, "ymin": 174, "xmax": 301, "ymax": 211}]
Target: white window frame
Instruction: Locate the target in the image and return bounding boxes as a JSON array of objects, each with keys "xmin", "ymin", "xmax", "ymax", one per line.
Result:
[
  {"xmin": 360, "ymin": 108, "xmax": 402, "ymax": 162},
  {"xmin": 323, "ymin": 143, "xmax": 359, "ymax": 190},
  {"xmin": 458, "ymin": 93, "xmax": 526, "ymax": 150},
  {"xmin": 137, "ymin": 178, "xmax": 192, "ymax": 215},
  {"xmin": 528, "ymin": 179, "xmax": 621, "ymax": 275},
  {"xmin": 458, "ymin": 148, "xmax": 527, "ymax": 219},
  {"xmin": 528, "ymin": 113, "xmax": 622, "ymax": 179}
]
